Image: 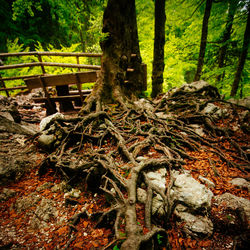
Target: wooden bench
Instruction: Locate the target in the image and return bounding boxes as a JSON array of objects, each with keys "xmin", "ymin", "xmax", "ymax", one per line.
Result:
[{"xmin": 25, "ymin": 71, "xmax": 97, "ymax": 114}]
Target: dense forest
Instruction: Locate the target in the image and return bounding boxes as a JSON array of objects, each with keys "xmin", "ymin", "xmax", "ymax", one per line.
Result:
[
  {"xmin": 0, "ymin": 0, "xmax": 249, "ymax": 98},
  {"xmin": 1, "ymin": 1, "xmax": 250, "ymax": 249}
]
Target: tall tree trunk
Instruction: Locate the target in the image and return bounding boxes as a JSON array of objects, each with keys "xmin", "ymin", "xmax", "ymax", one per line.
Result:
[
  {"xmin": 151, "ymin": 0, "xmax": 166, "ymax": 98},
  {"xmin": 194, "ymin": 0, "xmax": 212, "ymax": 82},
  {"xmin": 80, "ymin": 0, "xmax": 144, "ymax": 113},
  {"xmin": 217, "ymin": 0, "xmax": 238, "ymax": 84},
  {"xmin": 231, "ymin": 6, "xmax": 250, "ymax": 96}
]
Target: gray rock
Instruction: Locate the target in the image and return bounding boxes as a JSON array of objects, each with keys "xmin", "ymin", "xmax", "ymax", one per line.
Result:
[
  {"xmin": 189, "ymin": 124, "xmax": 205, "ymax": 137},
  {"xmin": 145, "ymin": 168, "xmax": 167, "ymax": 192},
  {"xmin": 176, "ymin": 212, "xmax": 213, "ymax": 237},
  {"xmin": 152, "ymin": 193, "xmax": 165, "ymax": 216},
  {"xmin": 0, "ymin": 95, "xmax": 21, "ymax": 123},
  {"xmin": 40, "ymin": 112, "xmax": 64, "ymax": 131},
  {"xmin": 64, "ymin": 188, "xmax": 81, "ymax": 199},
  {"xmin": 202, "ymin": 103, "xmax": 218, "ymax": 115},
  {"xmin": 137, "ymin": 188, "xmax": 147, "ymax": 203},
  {"xmin": 137, "ymin": 188, "xmax": 165, "ymax": 216},
  {"xmin": 0, "ymin": 188, "xmax": 16, "ymax": 202},
  {"xmin": 190, "ymin": 80, "xmax": 210, "ymax": 89},
  {"xmin": 228, "ymin": 97, "xmax": 250, "ymax": 109},
  {"xmin": 37, "ymin": 133, "xmax": 56, "ymax": 150},
  {"xmin": 199, "ymin": 175, "xmax": 215, "ymax": 189},
  {"xmin": 15, "ymin": 193, "xmax": 41, "ymax": 213},
  {"xmin": 134, "ymin": 98, "xmax": 154, "ymax": 112},
  {"xmin": 170, "ymin": 171, "xmax": 213, "ymax": 211},
  {"xmin": 33, "ymin": 198, "xmax": 58, "ymax": 221},
  {"xmin": 230, "ymin": 178, "xmax": 250, "ymax": 192},
  {"xmin": 0, "ymin": 115, "xmax": 36, "ymax": 135},
  {"xmin": 214, "ymin": 192, "xmax": 250, "ymax": 222}
]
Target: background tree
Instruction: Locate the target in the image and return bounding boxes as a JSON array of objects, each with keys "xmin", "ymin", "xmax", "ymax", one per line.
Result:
[
  {"xmin": 151, "ymin": 0, "xmax": 166, "ymax": 98},
  {"xmin": 216, "ymin": 0, "xmax": 238, "ymax": 84},
  {"xmin": 194, "ymin": 0, "xmax": 213, "ymax": 81},
  {"xmin": 231, "ymin": 4, "xmax": 250, "ymax": 96},
  {"xmin": 80, "ymin": 0, "xmax": 145, "ymax": 113}
]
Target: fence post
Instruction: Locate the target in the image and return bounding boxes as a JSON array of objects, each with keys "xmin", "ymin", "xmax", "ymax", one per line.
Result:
[
  {"xmin": 37, "ymin": 54, "xmax": 46, "ymax": 75},
  {"xmin": 76, "ymin": 56, "xmax": 81, "ymax": 72},
  {"xmin": 0, "ymin": 74, "xmax": 9, "ymax": 97}
]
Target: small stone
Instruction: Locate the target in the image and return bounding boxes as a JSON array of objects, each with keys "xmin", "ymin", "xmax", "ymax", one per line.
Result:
[
  {"xmin": 176, "ymin": 212, "xmax": 213, "ymax": 237},
  {"xmin": 170, "ymin": 172, "xmax": 213, "ymax": 211},
  {"xmin": 199, "ymin": 176, "xmax": 215, "ymax": 189},
  {"xmin": 37, "ymin": 134, "xmax": 56, "ymax": 150},
  {"xmin": 137, "ymin": 188, "xmax": 147, "ymax": 203},
  {"xmin": 136, "ymin": 156, "xmax": 147, "ymax": 161},
  {"xmin": 0, "ymin": 188, "xmax": 16, "ymax": 202},
  {"xmin": 145, "ymin": 168, "xmax": 167, "ymax": 192},
  {"xmin": 230, "ymin": 178, "xmax": 250, "ymax": 192},
  {"xmin": 40, "ymin": 113, "xmax": 64, "ymax": 131}
]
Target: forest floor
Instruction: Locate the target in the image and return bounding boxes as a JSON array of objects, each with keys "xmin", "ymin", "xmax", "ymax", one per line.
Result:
[{"xmin": 0, "ymin": 85, "xmax": 249, "ymax": 250}]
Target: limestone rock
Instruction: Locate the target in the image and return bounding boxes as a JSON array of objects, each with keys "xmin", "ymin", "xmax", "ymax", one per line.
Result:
[
  {"xmin": 228, "ymin": 97, "xmax": 250, "ymax": 109},
  {"xmin": 214, "ymin": 193, "xmax": 250, "ymax": 223},
  {"xmin": 33, "ymin": 198, "xmax": 58, "ymax": 222},
  {"xmin": 145, "ymin": 168, "xmax": 167, "ymax": 192},
  {"xmin": 0, "ymin": 115, "xmax": 36, "ymax": 135},
  {"xmin": 0, "ymin": 95, "xmax": 21, "ymax": 123},
  {"xmin": 0, "ymin": 188, "xmax": 16, "ymax": 202},
  {"xmin": 137, "ymin": 188, "xmax": 147, "ymax": 203},
  {"xmin": 176, "ymin": 212, "xmax": 213, "ymax": 237},
  {"xmin": 230, "ymin": 178, "xmax": 250, "ymax": 192},
  {"xmin": 15, "ymin": 193, "xmax": 41, "ymax": 213},
  {"xmin": 40, "ymin": 112, "xmax": 64, "ymax": 131},
  {"xmin": 199, "ymin": 175, "xmax": 215, "ymax": 189},
  {"xmin": 64, "ymin": 188, "xmax": 81, "ymax": 199},
  {"xmin": 37, "ymin": 133, "xmax": 56, "ymax": 150},
  {"xmin": 189, "ymin": 124, "xmax": 205, "ymax": 137},
  {"xmin": 170, "ymin": 171, "xmax": 213, "ymax": 211}
]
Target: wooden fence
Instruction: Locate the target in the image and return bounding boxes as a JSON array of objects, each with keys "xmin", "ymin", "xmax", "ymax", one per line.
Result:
[{"xmin": 0, "ymin": 51, "xmax": 102, "ymax": 97}]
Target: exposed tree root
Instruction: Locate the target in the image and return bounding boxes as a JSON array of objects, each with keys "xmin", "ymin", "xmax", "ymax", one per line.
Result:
[{"xmin": 37, "ymin": 83, "xmax": 249, "ymax": 249}]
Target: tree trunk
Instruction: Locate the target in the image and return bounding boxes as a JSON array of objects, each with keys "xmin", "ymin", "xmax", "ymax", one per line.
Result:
[
  {"xmin": 217, "ymin": 0, "xmax": 238, "ymax": 84},
  {"xmin": 151, "ymin": 0, "xmax": 166, "ymax": 98},
  {"xmin": 80, "ymin": 0, "xmax": 144, "ymax": 114},
  {"xmin": 193, "ymin": 0, "xmax": 212, "ymax": 82},
  {"xmin": 231, "ymin": 6, "xmax": 250, "ymax": 96}
]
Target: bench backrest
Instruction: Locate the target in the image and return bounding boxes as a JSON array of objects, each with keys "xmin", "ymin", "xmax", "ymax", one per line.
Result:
[{"xmin": 25, "ymin": 71, "xmax": 97, "ymax": 90}]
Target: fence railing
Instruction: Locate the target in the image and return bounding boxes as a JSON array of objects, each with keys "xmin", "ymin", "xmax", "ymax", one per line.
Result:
[{"xmin": 0, "ymin": 51, "xmax": 102, "ymax": 97}]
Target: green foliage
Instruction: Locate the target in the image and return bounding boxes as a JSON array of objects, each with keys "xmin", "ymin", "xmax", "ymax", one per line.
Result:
[
  {"xmin": 0, "ymin": 40, "xmax": 97, "ymax": 96},
  {"xmin": 113, "ymin": 245, "xmax": 120, "ymax": 250},
  {"xmin": 157, "ymin": 233, "xmax": 163, "ymax": 245},
  {"xmin": 1, "ymin": 0, "xmax": 249, "ymax": 98}
]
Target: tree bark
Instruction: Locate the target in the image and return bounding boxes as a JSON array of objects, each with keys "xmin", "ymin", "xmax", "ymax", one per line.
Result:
[
  {"xmin": 231, "ymin": 6, "xmax": 250, "ymax": 96},
  {"xmin": 193, "ymin": 0, "xmax": 212, "ymax": 82},
  {"xmin": 217, "ymin": 0, "xmax": 238, "ymax": 84},
  {"xmin": 151, "ymin": 0, "xmax": 166, "ymax": 98},
  {"xmin": 80, "ymin": 0, "xmax": 145, "ymax": 114}
]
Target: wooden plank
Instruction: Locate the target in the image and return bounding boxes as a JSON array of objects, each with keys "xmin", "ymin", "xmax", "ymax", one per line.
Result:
[
  {"xmin": 0, "ymin": 62, "xmax": 101, "ymax": 70},
  {"xmin": 2, "ymin": 74, "xmax": 46, "ymax": 81},
  {"xmin": 33, "ymin": 95, "xmax": 89, "ymax": 103},
  {"xmin": 25, "ymin": 71, "xmax": 97, "ymax": 90},
  {"xmin": 0, "ymin": 86, "xmax": 27, "ymax": 91},
  {"xmin": 0, "ymin": 62, "xmax": 42, "ymax": 70},
  {"xmin": 42, "ymin": 62, "xmax": 101, "ymax": 70},
  {"xmin": 0, "ymin": 51, "xmax": 102, "ymax": 57}
]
